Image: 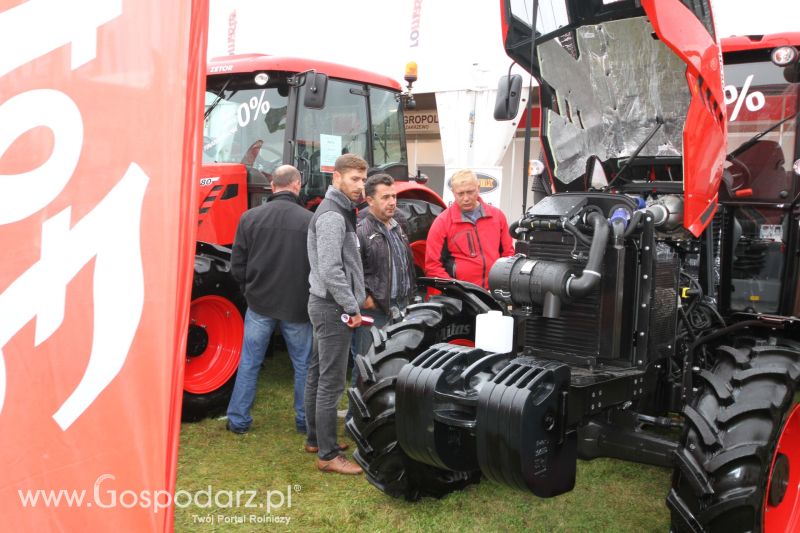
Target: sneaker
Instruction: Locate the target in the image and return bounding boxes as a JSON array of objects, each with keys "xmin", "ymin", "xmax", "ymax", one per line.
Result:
[
  {"xmin": 225, "ymin": 421, "xmax": 248, "ymax": 434},
  {"xmin": 316, "ymin": 455, "xmax": 363, "ymax": 475}
]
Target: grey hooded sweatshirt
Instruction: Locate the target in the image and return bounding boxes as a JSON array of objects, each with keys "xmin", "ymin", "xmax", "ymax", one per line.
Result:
[{"xmin": 307, "ymin": 186, "xmax": 366, "ymax": 315}]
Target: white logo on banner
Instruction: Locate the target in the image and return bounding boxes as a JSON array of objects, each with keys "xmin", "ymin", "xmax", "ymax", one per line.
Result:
[{"xmin": 0, "ymin": 0, "xmax": 146, "ymax": 430}]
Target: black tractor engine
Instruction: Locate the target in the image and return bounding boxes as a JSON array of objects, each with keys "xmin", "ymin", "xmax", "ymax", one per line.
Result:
[
  {"xmin": 364, "ymin": 192, "xmax": 685, "ymax": 499},
  {"xmin": 490, "ymin": 193, "xmax": 680, "ymax": 370}
]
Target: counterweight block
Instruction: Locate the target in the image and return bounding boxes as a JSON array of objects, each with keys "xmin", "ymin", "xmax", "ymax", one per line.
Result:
[
  {"xmin": 395, "ymin": 343, "xmax": 576, "ymax": 498},
  {"xmin": 476, "ymin": 357, "xmax": 576, "ymax": 497}
]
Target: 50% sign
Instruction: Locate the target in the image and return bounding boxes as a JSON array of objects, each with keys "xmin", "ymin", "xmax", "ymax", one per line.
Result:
[
  {"xmin": 723, "ymin": 74, "xmax": 765, "ymax": 121},
  {"xmin": 237, "ymin": 90, "xmax": 270, "ymax": 127}
]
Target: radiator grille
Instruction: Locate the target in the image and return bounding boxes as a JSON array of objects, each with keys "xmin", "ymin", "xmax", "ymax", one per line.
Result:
[
  {"xmin": 648, "ymin": 253, "xmax": 679, "ymax": 358},
  {"xmin": 522, "ymin": 236, "xmax": 603, "ymax": 361},
  {"xmin": 520, "ymin": 233, "xmax": 679, "ymax": 365}
]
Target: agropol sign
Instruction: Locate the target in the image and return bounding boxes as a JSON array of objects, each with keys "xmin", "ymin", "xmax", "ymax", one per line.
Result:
[{"xmin": 404, "ymin": 109, "xmax": 439, "ymax": 134}]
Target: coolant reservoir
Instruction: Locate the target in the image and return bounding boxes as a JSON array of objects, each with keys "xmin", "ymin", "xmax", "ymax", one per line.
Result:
[{"xmin": 475, "ymin": 310, "xmax": 514, "ymax": 353}]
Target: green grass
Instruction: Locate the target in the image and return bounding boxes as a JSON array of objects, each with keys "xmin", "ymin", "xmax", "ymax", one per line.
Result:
[{"xmin": 175, "ymin": 351, "xmax": 672, "ymax": 532}]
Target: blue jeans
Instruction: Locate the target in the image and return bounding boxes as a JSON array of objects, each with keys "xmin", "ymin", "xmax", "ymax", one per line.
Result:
[{"xmin": 226, "ymin": 308, "xmax": 312, "ymax": 432}]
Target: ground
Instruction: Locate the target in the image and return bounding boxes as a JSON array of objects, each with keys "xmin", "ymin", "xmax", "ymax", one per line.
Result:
[{"xmin": 175, "ymin": 350, "xmax": 671, "ymax": 532}]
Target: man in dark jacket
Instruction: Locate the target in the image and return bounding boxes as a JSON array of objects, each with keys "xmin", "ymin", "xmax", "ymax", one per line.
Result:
[
  {"xmin": 425, "ymin": 169, "xmax": 514, "ymax": 288},
  {"xmin": 350, "ymin": 173, "xmax": 415, "ymax": 378},
  {"xmin": 343, "ymin": 174, "xmax": 416, "ymax": 421},
  {"xmin": 358, "ymin": 173, "xmax": 416, "ymax": 320},
  {"xmin": 305, "ymin": 154, "xmax": 367, "ymax": 475},
  {"xmin": 226, "ymin": 165, "xmax": 313, "ymax": 434}
]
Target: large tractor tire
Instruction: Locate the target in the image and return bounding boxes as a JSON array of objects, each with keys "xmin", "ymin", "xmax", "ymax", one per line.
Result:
[
  {"xmin": 182, "ymin": 247, "xmax": 245, "ymax": 422},
  {"xmin": 396, "ymin": 197, "xmax": 443, "ymax": 245},
  {"xmin": 668, "ymin": 338, "xmax": 800, "ymax": 532},
  {"xmin": 345, "ymin": 296, "xmax": 483, "ymax": 500}
]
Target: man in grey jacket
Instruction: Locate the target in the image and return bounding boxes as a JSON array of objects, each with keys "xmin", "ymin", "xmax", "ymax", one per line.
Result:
[{"xmin": 304, "ymin": 153, "xmax": 367, "ymax": 475}]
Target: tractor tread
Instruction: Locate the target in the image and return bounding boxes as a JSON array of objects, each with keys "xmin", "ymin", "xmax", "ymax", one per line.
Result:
[
  {"xmin": 733, "ymin": 364, "xmax": 799, "ymax": 384},
  {"xmin": 666, "ymin": 489, "xmax": 705, "ymax": 533},
  {"xmin": 669, "ymin": 341, "xmax": 799, "ymax": 532},
  {"xmin": 704, "ymin": 443, "xmax": 763, "ymax": 473},
  {"xmin": 696, "ymin": 369, "xmax": 732, "ymax": 403},
  {"xmin": 674, "ymin": 447, "xmax": 714, "ymax": 496},
  {"xmin": 348, "ymin": 301, "xmax": 481, "ymax": 500},
  {"xmin": 715, "ymin": 345, "xmax": 751, "ymax": 367},
  {"xmin": 682, "ymin": 405, "xmax": 721, "ymax": 448}
]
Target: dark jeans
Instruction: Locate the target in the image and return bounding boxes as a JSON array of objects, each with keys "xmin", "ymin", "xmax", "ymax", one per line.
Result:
[{"xmin": 305, "ymin": 295, "xmax": 354, "ymax": 460}]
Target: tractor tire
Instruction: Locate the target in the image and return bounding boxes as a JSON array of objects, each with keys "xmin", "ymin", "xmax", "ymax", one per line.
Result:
[
  {"xmin": 345, "ymin": 297, "xmax": 481, "ymax": 500},
  {"xmin": 668, "ymin": 338, "xmax": 800, "ymax": 532},
  {"xmin": 396, "ymin": 197, "xmax": 443, "ymax": 245},
  {"xmin": 182, "ymin": 250, "xmax": 246, "ymax": 422}
]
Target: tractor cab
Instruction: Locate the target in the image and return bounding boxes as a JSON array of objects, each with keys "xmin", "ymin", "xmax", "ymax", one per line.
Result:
[
  {"xmin": 184, "ymin": 56, "xmax": 445, "ymax": 424},
  {"xmin": 719, "ymin": 34, "xmax": 800, "ymax": 316},
  {"xmin": 201, "ymin": 54, "xmax": 415, "ymax": 243}
]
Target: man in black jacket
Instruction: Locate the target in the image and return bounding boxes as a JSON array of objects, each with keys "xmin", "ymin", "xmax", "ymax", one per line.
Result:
[
  {"xmin": 226, "ymin": 165, "xmax": 313, "ymax": 434},
  {"xmin": 352, "ymin": 173, "xmax": 416, "ymax": 366}
]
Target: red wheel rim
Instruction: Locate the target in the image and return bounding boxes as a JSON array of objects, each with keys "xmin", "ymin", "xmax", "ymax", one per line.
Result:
[
  {"xmin": 764, "ymin": 402, "xmax": 800, "ymax": 531},
  {"xmin": 184, "ymin": 295, "xmax": 243, "ymax": 394}
]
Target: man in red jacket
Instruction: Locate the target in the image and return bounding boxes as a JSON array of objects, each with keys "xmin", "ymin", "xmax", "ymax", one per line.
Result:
[{"xmin": 425, "ymin": 169, "xmax": 514, "ymax": 288}]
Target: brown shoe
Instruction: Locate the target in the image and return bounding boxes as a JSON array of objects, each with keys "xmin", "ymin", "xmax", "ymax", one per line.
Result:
[
  {"xmin": 304, "ymin": 442, "xmax": 349, "ymax": 453},
  {"xmin": 316, "ymin": 455, "xmax": 363, "ymax": 475}
]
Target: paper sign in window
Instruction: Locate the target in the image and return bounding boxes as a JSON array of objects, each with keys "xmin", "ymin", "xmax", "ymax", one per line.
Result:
[{"xmin": 319, "ymin": 134, "xmax": 342, "ymax": 173}]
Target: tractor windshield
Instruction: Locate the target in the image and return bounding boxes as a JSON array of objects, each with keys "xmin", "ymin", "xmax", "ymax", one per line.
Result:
[
  {"xmin": 203, "ymin": 80, "xmax": 288, "ymax": 175},
  {"xmin": 723, "ymin": 55, "xmax": 798, "ymax": 200},
  {"xmin": 203, "ymin": 70, "xmax": 407, "ymax": 199},
  {"xmin": 293, "ymin": 80, "xmax": 407, "ymax": 198},
  {"xmin": 721, "ymin": 44, "xmax": 799, "ymax": 314}
]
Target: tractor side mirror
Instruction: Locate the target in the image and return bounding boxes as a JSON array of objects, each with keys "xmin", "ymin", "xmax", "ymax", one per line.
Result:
[
  {"xmin": 586, "ymin": 155, "xmax": 608, "ymax": 189},
  {"xmin": 494, "ymin": 74, "xmax": 523, "ymax": 121},
  {"xmin": 303, "ymin": 72, "xmax": 328, "ymax": 109}
]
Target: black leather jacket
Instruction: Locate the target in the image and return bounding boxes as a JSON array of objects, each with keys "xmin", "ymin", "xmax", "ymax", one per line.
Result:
[{"xmin": 356, "ymin": 211, "xmax": 416, "ymax": 316}]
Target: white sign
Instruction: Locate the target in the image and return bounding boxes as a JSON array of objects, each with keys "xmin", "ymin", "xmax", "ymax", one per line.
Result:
[
  {"xmin": 319, "ymin": 134, "xmax": 341, "ymax": 173},
  {"xmin": 760, "ymin": 224, "xmax": 783, "ymax": 240},
  {"xmin": 443, "ymin": 166, "xmax": 504, "ymax": 208},
  {"xmin": 404, "ymin": 109, "xmax": 439, "ymax": 134}
]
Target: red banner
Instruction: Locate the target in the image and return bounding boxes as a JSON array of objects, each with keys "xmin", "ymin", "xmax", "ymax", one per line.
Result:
[{"xmin": 0, "ymin": 0, "xmax": 207, "ymax": 530}]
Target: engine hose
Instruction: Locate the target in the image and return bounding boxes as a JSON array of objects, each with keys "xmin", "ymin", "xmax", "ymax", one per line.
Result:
[
  {"xmin": 564, "ymin": 220, "xmax": 593, "ymax": 246},
  {"xmin": 565, "ymin": 211, "xmax": 609, "ymax": 298},
  {"xmin": 513, "ymin": 217, "xmax": 564, "ymax": 236},
  {"xmin": 623, "ymin": 210, "xmax": 644, "ymax": 237},
  {"xmin": 611, "ymin": 218, "xmax": 625, "ymax": 250}
]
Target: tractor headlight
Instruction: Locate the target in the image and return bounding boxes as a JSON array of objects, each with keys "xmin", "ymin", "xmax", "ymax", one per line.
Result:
[{"xmin": 771, "ymin": 46, "xmax": 798, "ymax": 67}]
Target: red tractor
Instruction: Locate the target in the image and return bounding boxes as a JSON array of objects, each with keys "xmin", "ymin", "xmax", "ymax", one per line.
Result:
[
  {"xmin": 184, "ymin": 54, "xmax": 445, "ymax": 421},
  {"xmin": 347, "ymin": 2, "xmax": 799, "ymax": 531}
]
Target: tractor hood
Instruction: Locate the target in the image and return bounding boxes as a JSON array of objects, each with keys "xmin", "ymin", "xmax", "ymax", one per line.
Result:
[{"xmin": 501, "ymin": 0, "xmax": 726, "ymax": 236}]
